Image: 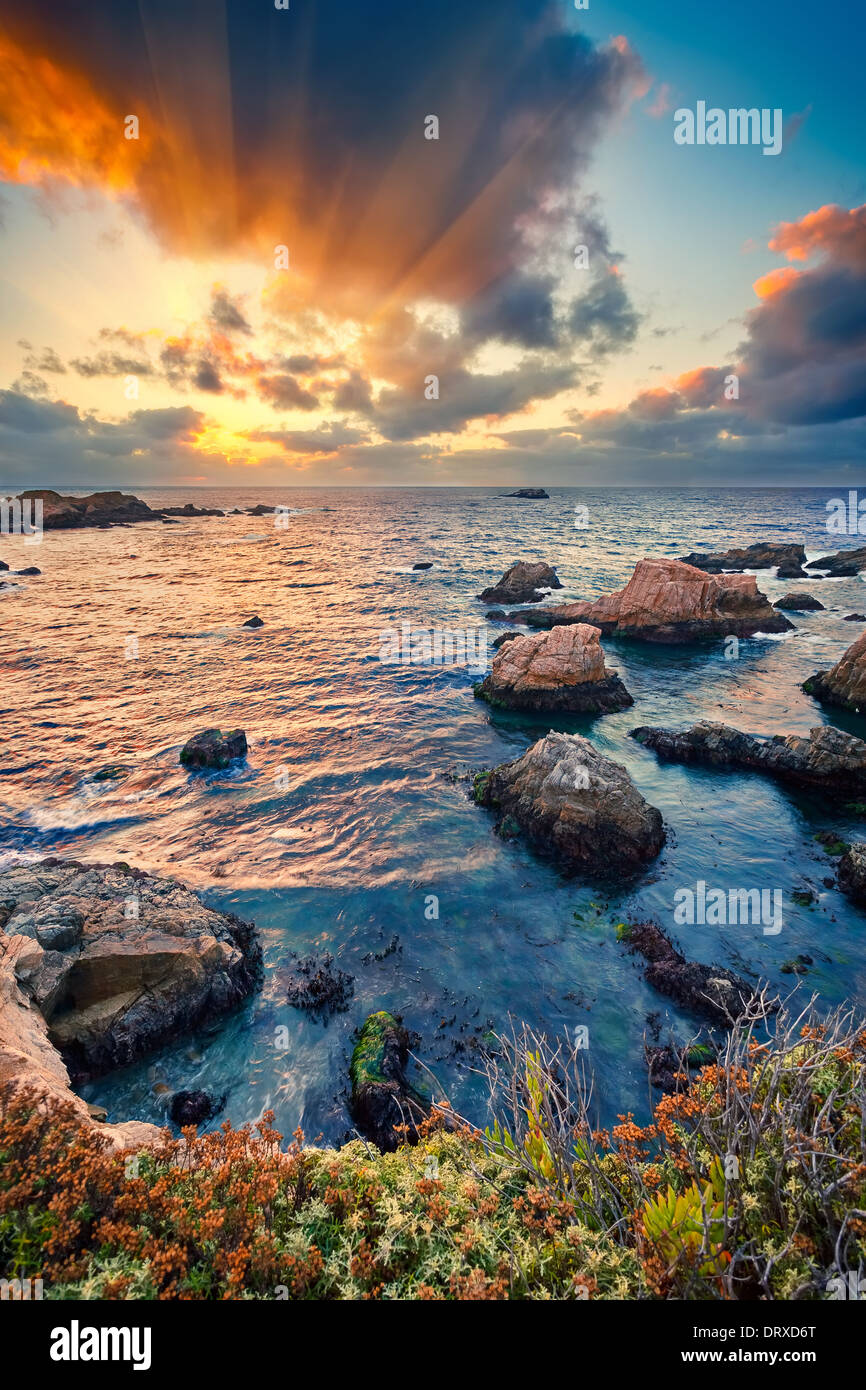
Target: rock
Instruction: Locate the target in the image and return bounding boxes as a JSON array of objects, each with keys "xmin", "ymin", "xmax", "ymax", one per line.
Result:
[
  {"xmin": 645, "ymin": 1041, "xmax": 717, "ymax": 1092},
  {"xmin": 803, "ymin": 630, "xmax": 866, "ymax": 713},
  {"xmin": 159, "ymin": 503, "xmax": 224, "ymax": 518},
  {"xmin": 492, "ymin": 632, "xmax": 520, "ymax": 650},
  {"xmin": 161, "ymin": 517, "xmax": 181, "ymax": 524},
  {"xmin": 0, "ymin": 859, "xmax": 262, "ymax": 1083},
  {"xmin": 169, "ymin": 1089, "xmax": 226, "ymax": 1127},
  {"xmin": 242, "ymin": 615, "xmax": 264, "ymax": 628},
  {"xmin": 246, "ymin": 504, "xmax": 277, "ymax": 516},
  {"xmin": 16, "ymin": 489, "xmax": 159, "ymax": 530},
  {"xmin": 519, "ymin": 558, "xmax": 791, "ymax": 643},
  {"xmin": 678, "ymin": 542, "xmax": 808, "ymax": 579},
  {"xmin": 780, "ymin": 955, "xmax": 813, "ymax": 976},
  {"xmin": 473, "ymin": 731, "xmax": 665, "ymax": 877},
  {"xmin": 0, "ymin": 933, "xmax": 158, "ymax": 1151},
  {"xmin": 412, "ymin": 561, "xmax": 434, "ymax": 570},
  {"xmin": 91, "ymin": 765, "xmax": 130, "ymax": 782},
  {"xmin": 838, "ymin": 843, "xmax": 866, "ymax": 905},
  {"xmin": 349, "ymin": 1011, "xmax": 428, "ymax": 1151},
  {"xmin": 0, "ymin": 560, "xmax": 8, "ymax": 571},
  {"xmin": 806, "ymin": 546, "xmax": 866, "ymax": 577},
  {"xmin": 180, "ymin": 728, "xmax": 247, "ymax": 769},
  {"xmin": 773, "ymin": 592, "xmax": 825, "ymax": 611},
  {"xmin": 478, "ymin": 561, "xmax": 563, "ymax": 606},
  {"xmin": 624, "ymin": 922, "xmax": 775, "ymax": 1026},
  {"xmin": 844, "ymin": 614, "xmax": 866, "ymax": 621},
  {"xmin": 14, "ymin": 566, "xmax": 41, "ymax": 576},
  {"xmin": 631, "ymin": 720, "xmax": 866, "ymax": 796},
  {"xmin": 474, "ymin": 623, "xmax": 633, "ymax": 715},
  {"xmin": 284, "ymin": 952, "xmax": 354, "ymax": 1018},
  {"xmin": 503, "ymin": 487, "xmax": 549, "ymax": 499}
]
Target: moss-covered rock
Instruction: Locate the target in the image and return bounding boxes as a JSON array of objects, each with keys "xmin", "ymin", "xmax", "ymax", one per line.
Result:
[{"xmin": 350, "ymin": 1011, "xmax": 429, "ymax": 1152}]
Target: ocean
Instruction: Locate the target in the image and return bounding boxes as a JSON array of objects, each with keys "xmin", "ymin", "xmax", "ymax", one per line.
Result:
[{"xmin": 2, "ymin": 484, "xmax": 866, "ymax": 1141}]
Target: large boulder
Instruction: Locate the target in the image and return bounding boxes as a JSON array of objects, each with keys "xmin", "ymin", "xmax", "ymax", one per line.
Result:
[
  {"xmin": 512, "ymin": 558, "xmax": 792, "ymax": 643},
  {"xmin": 349, "ymin": 1011, "xmax": 428, "ymax": 1151},
  {"xmin": 180, "ymin": 728, "xmax": 247, "ymax": 769},
  {"xmin": 773, "ymin": 592, "xmax": 824, "ymax": 611},
  {"xmin": 0, "ymin": 859, "xmax": 263, "ymax": 1082},
  {"xmin": 678, "ymin": 542, "xmax": 808, "ymax": 579},
  {"xmin": 631, "ymin": 720, "xmax": 866, "ymax": 796},
  {"xmin": 478, "ymin": 560, "xmax": 562, "ymax": 606},
  {"xmin": 623, "ymin": 922, "xmax": 775, "ymax": 1026},
  {"xmin": 474, "ymin": 623, "xmax": 632, "ymax": 715},
  {"xmin": 473, "ymin": 731, "xmax": 665, "ymax": 876},
  {"xmin": 803, "ymin": 630, "xmax": 866, "ymax": 713},
  {"xmin": 0, "ymin": 934, "xmax": 159, "ymax": 1151}
]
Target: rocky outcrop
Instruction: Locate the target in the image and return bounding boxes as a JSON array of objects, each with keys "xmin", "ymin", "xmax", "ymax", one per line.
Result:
[
  {"xmin": 803, "ymin": 631, "xmax": 866, "ymax": 713},
  {"xmin": 806, "ymin": 546, "xmax": 866, "ymax": 577},
  {"xmin": 349, "ymin": 1011, "xmax": 428, "ymax": 1151},
  {"xmin": 180, "ymin": 728, "xmax": 248, "ymax": 769},
  {"xmin": 678, "ymin": 542, "xmax": 808, "ymax": 579},
  {"xmin": 624, "ymin": 922, "xmax": 775, "ymax": 1027},
  {"xmin": 0, "ymin": 859, "xmax": 263, "ymax": 1083},
  {"xmin": 837, "ymin": 844, "xmax": 866, "ymax": 905},
  {"xmin": 159, "ymin": 503, "xmax": 225, "ymax": 518},
  {"xmin": 773, "ymin": 592, "xmax": 824, "ymax": 611},
  {"xmin": 474, "ymin": 623, "xmax": 633, "ymax": 715},
  {"xmin": 242, "ymin": 616, "xmax": 264, "ymax": 628},
  {"xmin": 518, "ymin": 558, "xmax": 791, "ymax": 643},
  {"xmin": 503, "ymin": 487, "xmax": 549, "ymax": 499},
  {"xmin": 473, "ymin": 731, "xmax": 665, "ymax": 877},
  {"xmin": 16, "ymin": 489, "xmax": 158, "ymax": 529},
  {"xmin": 478, "ymin": 561, "xmax": 562, "ymax": 606},
  {"xmin": 631, "ymin": 721, "xmax": 866, "ymax": 796}
]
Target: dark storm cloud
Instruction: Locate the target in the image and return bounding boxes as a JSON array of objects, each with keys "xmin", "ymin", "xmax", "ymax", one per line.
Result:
[
  {"xmin": 70, "ymin": 351, "xmax": 153, "ymax": 377},
  {"xmin": 256, "ymin": 374, "xmax": 319, "ymax": 411},
  {"xmin": 208, "ymin": 289, "xmax": 252, "ymax": 336},
  {"xmin": 569, "ymin": 271, "xmax": 641, "ymax": 357}
]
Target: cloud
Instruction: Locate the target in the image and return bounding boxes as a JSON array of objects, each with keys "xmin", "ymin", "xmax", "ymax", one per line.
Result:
[
  {"xmin": 255, "ymin": 374, "xmax": 319, "ymax": 411},
  {"xmin": 208, "ymin": 289, "xmax": 252, "ymax": 336}
]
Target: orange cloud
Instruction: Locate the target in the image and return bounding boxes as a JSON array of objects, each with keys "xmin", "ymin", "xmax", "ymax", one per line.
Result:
[
  {"xmin": 752, "ymin": 266, "xmax": 801, "ymax": 300},
  {"xmin": 769, "ymin": 204, "xmax": 866, "ymax": 268}
]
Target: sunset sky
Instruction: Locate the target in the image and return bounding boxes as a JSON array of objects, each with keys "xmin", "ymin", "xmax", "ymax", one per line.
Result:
[{"xmin": 0, "ymin": 0, "xmax": 864, "ymax": 487}]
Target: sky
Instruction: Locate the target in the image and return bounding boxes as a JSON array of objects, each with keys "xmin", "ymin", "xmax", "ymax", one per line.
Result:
[{"xmin": 0, "ymin": 0, "xmax": 864, "ymax": 488}]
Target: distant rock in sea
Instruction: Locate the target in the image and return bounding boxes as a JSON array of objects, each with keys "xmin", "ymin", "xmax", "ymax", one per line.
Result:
[
  {"xmin": 160, "ymin": 503, "xmax": 225, "ymax": 518},
  {"xmin": 412, "ymin": 561, "xmax": 434, "ymax": 570},
  {"xmin": 844, "ymin": 613, "xmax": 866, "ymax": 621},
  {"xmin": 474, "ymin": 623, "xmax": 633, "ymax": 715},
  {"xmin": 516, "ymin": 558, "xmax": 792, "ymax": 643},
  {"xmin": 242, "ymin": 615, "xmax": 264, "ymax": 628},
  {"xmin": 180, "ymin": 728, "xmax": 248, "ymax": 769},
  {"xmin": 478, "ymin": 560, "xmax": 562, "ymax": 605},
  {"xmin": 16, "ymin": 488, "xmax": 158, "ymax": 530},
  {"xmin": 678, "ymin": 542, "xmax": 808, "ymax": 579},
  {"xmin": 804, "ymin": 629, "xmax": 866, "ymax": 712},
  {"xmin": 502, "ymin": 487, "xmax": 549, "ymax": 499},
  {"xmin": 473, "ymin": 731, "xmax": 665, "ymax": 877},
  {"xmin": 631, "ymin": 720, "xmax": 866, "ymax": 795}
]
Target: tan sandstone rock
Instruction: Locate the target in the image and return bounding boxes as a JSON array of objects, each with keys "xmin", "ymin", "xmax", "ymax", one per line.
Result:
[{"xmin": 475, "ymin": 623, "xmax": 633, "ymax": 714}]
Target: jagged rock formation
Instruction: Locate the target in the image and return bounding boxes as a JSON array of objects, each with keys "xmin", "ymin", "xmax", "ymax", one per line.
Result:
[
  {"xmin": 473, "ymin": 731, "xmax": 665, "ymax": 876},
  {"xmin": 806, "ymin": 546, "xmax": 866, "ymax": 577},
  {"xmin": 511, "ymin": 558, "xmax": 791, "ymax": 643},
  {"xmin": 803, "ymin": 630, "xmax": 866, "ymax": 713},
  {"xmin": 678, "ymin": 542, "xmax": 808, "ymax": 579},
  {"xmin": 474, "ymin": 623, "xmax": 632, "ymax": 714},
  {"xmin": 478, "ymin": 560, "xmax": 562, "ymax": 606},
  {"xmin": 631, "ymin": 721, "xmax": 866, "ymax": 796},
  {"xmin": 180, "ymin": 728, "xmax": 248, "ymax": 769},
  {"xmin": 624, "ymin": 922, "xmax": 776, "ymax": 1026}
]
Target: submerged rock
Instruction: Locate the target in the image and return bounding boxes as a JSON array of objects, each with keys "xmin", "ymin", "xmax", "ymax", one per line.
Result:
[
  {"xmin": 412, "ymin": 561, "xmax": 434, "ymax": 570},
  {"xmin": 169, "ymin": 1089, "xmax": 227, "ymax": 1127},
  {"xmin": 242, "ymin": 615, "xmax": 264, "ymax": 628},
  {"xmin": 518, "ymin": 558, "xmax": 791, "ymax": 643},
  {"xmin": 803, "ymin": 630, "xmax": 866, "ymax": 713},
  {"xmin": 503, "ymin": 487, "xmax": 549, "ymax": 499},
  {"xmin": 844, "ymin": 613, "xmax": 866, "ymax": 622},
  {"xmin": 180, "ymin": 727, "xmax": 248, "ymax": 768},
  {"xmin": 806, "ymin": 546, "xmax": 866, "ymax": 577},
  {"xmin": 474, "ymin": 623, "xmax": 633, "ymax": 715},
  {"xmin": 624, "ymin": 922, "xmax": 774, "ymax": 1026},
  {"xmin": 773, "ymin": 592, "xmax": 824, "ymax": 611},
  {"xmin": 14, "ymin": 566, "xmax": 41, "ymax": 576},
  {"xmin": 478, "ymin": 560, "xmax": 562, "ymax": 606},
  {"xmin": 0, "ymin": 859, "xmax": 262, "ymax": 1086},
  {"xmin": 284, "ymin": 952, "xmax": 354, "ymax": 1018},
  {"xmin": 678, "ymin": 542, "xmax": 808, "ymax": 579},
  {"xmin": 349, "ymin": 1011, "xmax": 428, "ymax": 1151},
  {"xmin": 473, "ymin": 731, "xmax": 665, "ymax": 877},
  {"xmin": 631, "ymin": 720, "xmax": 866, "ymax": 796},
  {"xmin": 837, "ymin": 843, "xmax": 866, "ymax": 905}
]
